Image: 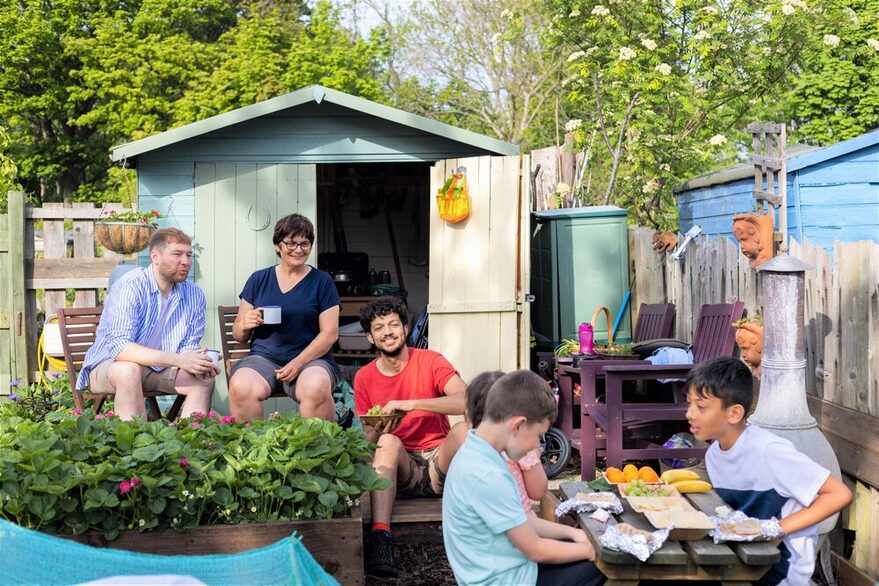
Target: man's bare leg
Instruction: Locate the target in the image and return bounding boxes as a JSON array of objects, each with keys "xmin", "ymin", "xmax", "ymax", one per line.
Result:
[
  {"xmin": 106, "ymin": 361, "xmax": 147, "ymax": 420},
  {"xmin": 436, "ymin": 421, "xmax": 469, "ymax": 475},
  {"xmin": 174, "ymin": 370, "xmax": 214, "ymax": 418},
  {"xmin": 371, "ymin": 433, "xmax": 412, "ymax": 525}
]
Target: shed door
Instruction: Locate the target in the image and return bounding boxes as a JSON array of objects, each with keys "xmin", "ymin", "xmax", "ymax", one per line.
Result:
[
  {"xmin": 428, "ymin": 155, "xmax": 531, "ymax": 382},
  {"xmin": 0, "ymin": 192, "xmax": 28, "ymax": 392},
  {"xmin": 193, "ymin": 163, "xmax": 316, "ymax": 411}
]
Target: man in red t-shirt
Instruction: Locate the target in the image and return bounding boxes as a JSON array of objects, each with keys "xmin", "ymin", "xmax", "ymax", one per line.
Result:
[{"xmin": 354, "ymin": 297, "xmax": 467, "ymax": 577}]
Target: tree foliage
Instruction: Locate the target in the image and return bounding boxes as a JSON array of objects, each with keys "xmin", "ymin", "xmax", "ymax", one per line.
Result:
[
  {"xmin": 546, "ymin": 0, "xmax": 831, "ymax": 229},
  {"xmin": 0, "ymin": 0, "xmax": 387, "ymax": 205}
]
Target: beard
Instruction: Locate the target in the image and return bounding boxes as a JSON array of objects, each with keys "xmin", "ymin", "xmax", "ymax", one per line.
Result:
[{"xmin": 378, "ymin": 337, "xmax": 406, "ymax": 358}]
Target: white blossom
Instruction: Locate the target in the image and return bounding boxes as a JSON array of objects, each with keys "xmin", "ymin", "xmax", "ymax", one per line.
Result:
[
  {"xmin": 641, "ymin": 38, "xmax": 658, "ymax": 51},
  {"xmin": 569, "ymin": 9, "xmax": 581, "ymax": 17},
  {"xmin": 138, "ymin": 519, "xmax": 146, "ymax": 527},
  {"xmin": 823, "ymin": 34, "xmax": 841, "ymax": 48},
  {"xmin": 660, "ymin": 163, "xmax": 671, "ymax": 172},
  {"xmin": 655, "ymin": 63, "xmax": 672, "ymax": 75},
  {"xmin": 501, "ymin": 9, "xmax": 514, "ymax": 20},
  {"xmin": 868, "ymin": 39, "xmax": 879, "ymax": 52},
  {"xmin": 642, "ymin": 179, "xmax": 660, "ymax": 194},
  {"xmin": 251, "ymin": 506, "xmax": 257, "ymax": 513},
  {"xmin": 618, "ymin": 46, "xmax": 637, "ymax": 61},
  {"xmin": 568, "ymin": 50, "xmax": 586, "ymax": 62},
  {"xmin": 586, "ymin": 46, "xmax": 598, "ymax": 56},
  {"xmin": 182, "ymin": 490, "xmax": 190, "ymax": 497},
  {"xmin": 591, "ymin": 5, "xmax": 611, "ymax": 16},
  {"xmin": 694, "ymin": 30, "xmax": 711, "ymax": 41},
  {"xmin": 555, "ymin": 182, "xmax": 572, "ymax": 195},
  {"xmin": 709, "ymin": 134, "xmax": 727, "ymax": 146},
  {"xmin": 564, "ymin": 119, "xmax": 583, "ymax": 132},
  {"xmin": 490, "ymin": 32, "xmax": 502, "ymax": 45},
  {"xmin": 781, "ymin": 2, "xmax": 795, "ymax": 15},
  {"xmin": 700, "ymin": 6, "xmax": 719, "ymax": 15}
]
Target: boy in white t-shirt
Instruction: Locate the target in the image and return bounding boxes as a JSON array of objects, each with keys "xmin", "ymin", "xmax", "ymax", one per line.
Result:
[{"xmin": 685, "ymin": 357, "xmax": 851, "ymax": 586}]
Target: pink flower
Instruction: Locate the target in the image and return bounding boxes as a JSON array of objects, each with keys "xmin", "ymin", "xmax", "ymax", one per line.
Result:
[
  {"xmin": 191, "ymin": 411, "xmax": 205, "ymax": 420},
  {"xmin": 95, "ymin": 414, "xmax": 104, "ymax": 420},
  {"xmin": 220, "ymin": 415, "xmax": 235, "ymax": 424},
  {"xmin": 191, "ymin": 422, "xmax": 201, "ymax": 428},
  {"xmin": 208, "ymin": 411, "xmax": 219, "ymax": 419},
  {"xmin": 105, "ymin": 411, "xmax": 115, "ymax": 418},
  {"xmin": 179, "ymin": 458, "xmax": 190, "ymax": 468},
  {"xmin": 130, "ymin": 476, "xmax": 140, "ymax": 487},
  {"xmin": 119, "ymin": 481, "xmax": 132, "ymax": 494},
  {"xmin": 72, "ymin": 408, "xmax": 82, "ymax": 415}
]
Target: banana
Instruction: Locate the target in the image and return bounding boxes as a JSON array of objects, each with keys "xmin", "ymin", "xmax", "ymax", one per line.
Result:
[
  {"xmin": 672, "ymin": 480, "xmax": 713, "ymax": 493},
  {"xmin": 660, "ymin": 469, "xmax": 701, "ymax": 484}
]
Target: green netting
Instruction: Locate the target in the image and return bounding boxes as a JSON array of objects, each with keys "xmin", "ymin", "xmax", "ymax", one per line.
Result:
[{"xmin": 0, "ymin": 520, "xmax": 339, "ymax": 586}]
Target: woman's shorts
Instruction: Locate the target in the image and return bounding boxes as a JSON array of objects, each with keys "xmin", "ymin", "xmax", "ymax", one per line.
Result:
[{"xmin": 230, "ymin": 354, "xmax": 340, "ymax": 401}]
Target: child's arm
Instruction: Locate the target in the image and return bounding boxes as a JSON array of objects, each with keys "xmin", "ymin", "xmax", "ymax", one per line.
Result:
[
  {"xmin": 779, "ymin": 474, "xmax": 852, "ymax": 536},
  {"xmin": 518, "ymin": 449, "xmax": 548, "ymax": 502},
  {"xmin": 507, "ymin": 520, "xmax": 595, "ymax": 564}
]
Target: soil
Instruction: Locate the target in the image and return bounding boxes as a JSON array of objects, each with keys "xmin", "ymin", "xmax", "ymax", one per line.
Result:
[{"xmin": 365, "ymin": 540, "xmax": 455, "ymax": 586}]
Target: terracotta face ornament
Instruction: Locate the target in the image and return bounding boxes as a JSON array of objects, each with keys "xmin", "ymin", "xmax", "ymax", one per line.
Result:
[
  {"xmin": 735, "ymin": 322, "xmax": 764, "ymax": 378},
  {"xmin": 732, "ymin": 213, "xmax": 774, "ymax": 268}
]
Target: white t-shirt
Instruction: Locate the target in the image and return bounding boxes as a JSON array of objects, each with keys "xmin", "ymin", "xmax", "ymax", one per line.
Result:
[{"xmin": 706, "ymin": 425, "xmax": 830, "ymax": 586}]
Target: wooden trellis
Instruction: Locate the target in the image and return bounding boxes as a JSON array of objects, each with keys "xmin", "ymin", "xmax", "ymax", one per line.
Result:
[{"xmin": 748, "ymin": 122, "xmax": 788, "ymax": 254}]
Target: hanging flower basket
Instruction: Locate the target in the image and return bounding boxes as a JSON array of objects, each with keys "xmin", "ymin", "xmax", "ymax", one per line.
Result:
[
  {"xmin": 95, "ymin": 222, "xmax": 156, "ymax": 254},
  {"xmin": 95, "ymin": 209, "xmax": 163, "ymax": 254}
]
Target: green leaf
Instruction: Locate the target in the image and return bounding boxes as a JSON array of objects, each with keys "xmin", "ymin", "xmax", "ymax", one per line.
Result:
[{"xmin": 132, "ymin": 445, "xmax": 162, "ymax": 462}]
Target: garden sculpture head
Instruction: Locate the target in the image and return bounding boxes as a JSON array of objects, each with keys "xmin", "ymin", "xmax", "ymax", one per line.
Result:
[
  {"xmin": 735, "ymin": 322, "xmax": 763, "ymax": 378},
  {"xmin": 732, "ymin": 213, "xmax": 774, "ymax": 269}
]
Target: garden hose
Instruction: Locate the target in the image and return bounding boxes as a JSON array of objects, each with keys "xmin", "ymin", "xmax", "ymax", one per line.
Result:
[{"xmin": 37, "ymin": 316, "xmax": 68, "ymax": 386}]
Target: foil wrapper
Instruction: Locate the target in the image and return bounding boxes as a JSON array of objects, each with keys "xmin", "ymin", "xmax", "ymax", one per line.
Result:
[
  {"xmin": 709, "ymin": 510, "xmax": 784, "ymax": 543},
  {"xmin": 598, "ymin": 523, "xmax": 672, "ymax": 562},
  {"xmin": 555, "ymin": 492, "xmax": 624, "ymax": 517}
]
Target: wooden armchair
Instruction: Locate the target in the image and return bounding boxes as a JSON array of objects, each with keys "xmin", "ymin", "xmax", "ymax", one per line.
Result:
[
  {"xmin": 578, "ymin": 301, "xmax": 744, "ymax": 474},
  {"xmin": 57, "ymin": 307, "xmax": 186, "ymax": 421}
]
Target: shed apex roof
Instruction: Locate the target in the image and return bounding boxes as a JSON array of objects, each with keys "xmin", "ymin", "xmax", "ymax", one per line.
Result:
[
  {"xmin": 674, "ymin": 128, "xmax": 879, "ymax": 193},
  {"xmin": 110, "ymin": 85, "xmax": 519, "ymax": 162}
]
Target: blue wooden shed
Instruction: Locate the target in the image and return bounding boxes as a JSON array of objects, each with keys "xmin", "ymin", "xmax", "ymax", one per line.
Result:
[{"xmin": 674, "ymin": 129, "xmax": 879, "ymax": 249}]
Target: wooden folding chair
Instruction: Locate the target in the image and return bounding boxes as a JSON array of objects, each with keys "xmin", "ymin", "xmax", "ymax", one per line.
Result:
[
  {"xmin": 579, "ymin": 301, "xmax": 745, "ymax": 473},
  {"xmin": 57, "ymin": 307, "xmax": 185, "ymax": 421}
]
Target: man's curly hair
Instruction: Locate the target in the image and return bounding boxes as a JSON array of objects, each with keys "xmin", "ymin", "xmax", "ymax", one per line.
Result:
[{"xmin": 359, "ymin": 296, "xmax": 409, "ymax": 332}]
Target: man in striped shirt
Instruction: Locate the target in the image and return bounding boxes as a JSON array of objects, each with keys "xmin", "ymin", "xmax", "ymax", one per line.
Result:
[{"xmin": 77, "ymin": 228, "xmax": 218, "ymax": 420}]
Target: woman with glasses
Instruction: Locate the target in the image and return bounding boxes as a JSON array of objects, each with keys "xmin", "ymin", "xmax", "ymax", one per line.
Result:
[{"xmin": 229, "ymin": 213, "xmax": 342, "ymax": 423}]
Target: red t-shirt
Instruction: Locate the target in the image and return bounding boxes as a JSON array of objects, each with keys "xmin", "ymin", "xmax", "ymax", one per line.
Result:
[{"xmin": 354, "ymin": 348, "xmax": 458, "ymax": 452}]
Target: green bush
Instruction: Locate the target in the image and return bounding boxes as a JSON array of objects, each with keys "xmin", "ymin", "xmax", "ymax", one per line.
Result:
[{"xmin": 0, "ymin": 410, "xmax": 388, "ymax": 539}]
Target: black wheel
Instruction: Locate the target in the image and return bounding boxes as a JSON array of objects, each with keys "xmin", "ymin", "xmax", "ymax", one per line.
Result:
[{"xmin": 540, "ymin": 426, "xmax": 571, "ymax": 479}]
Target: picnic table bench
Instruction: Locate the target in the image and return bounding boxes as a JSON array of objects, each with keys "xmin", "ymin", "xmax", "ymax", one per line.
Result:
[{"xmin": 559, "ymin": 481, "xmax": 780, "ymax": 585}]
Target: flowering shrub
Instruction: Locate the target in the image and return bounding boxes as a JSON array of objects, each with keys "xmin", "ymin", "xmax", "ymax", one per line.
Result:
[
  {"xmin": 0, "ymin": 410, "xmax": 388, "ymax": 539},
  {"xmin": 2, "ymin": 374, "xmax": 75, "ymax": 421},
  {"xmin": 99, "ymin": 208, "xmax": 164, "ymax": 226}
]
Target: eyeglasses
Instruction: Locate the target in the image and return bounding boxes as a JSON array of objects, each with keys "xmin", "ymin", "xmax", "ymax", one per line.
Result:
[{"xmin": 280, "ymin": 239, "xmax": 312, "ymax": 251}]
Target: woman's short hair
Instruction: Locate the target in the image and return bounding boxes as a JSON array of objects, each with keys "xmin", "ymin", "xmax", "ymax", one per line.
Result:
[{"xmin": 273, "ymin": 214, "xmax": 315, "ymax": 247}]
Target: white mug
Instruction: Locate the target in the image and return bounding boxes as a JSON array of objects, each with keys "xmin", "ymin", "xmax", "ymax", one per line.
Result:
[
  {"xmin": 205, "ymin": 349, "xmax": 221, "ymax": 367},
  {"xmin": 260, "ymin": 305, "xmax": 282, "ymax": 325}
]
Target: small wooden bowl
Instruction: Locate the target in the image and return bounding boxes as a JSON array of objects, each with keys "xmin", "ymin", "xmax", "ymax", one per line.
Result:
[{"xmin": 359, "ymin": 412, "xmax": 405, "ymax": 427}]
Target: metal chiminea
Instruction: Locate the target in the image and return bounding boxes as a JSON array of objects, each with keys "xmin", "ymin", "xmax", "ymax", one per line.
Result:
[{"xmin": 748, "ymin": 255, "xmax": 841, "ymax": 534}]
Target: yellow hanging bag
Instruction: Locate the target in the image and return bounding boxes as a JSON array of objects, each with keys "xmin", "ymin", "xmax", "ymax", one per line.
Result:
[{"xmin": 436, "ymin": 171, "xmax": 471, "ymax": 223}]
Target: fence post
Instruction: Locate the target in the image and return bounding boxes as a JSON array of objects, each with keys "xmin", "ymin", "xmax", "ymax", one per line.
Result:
[{"xmin": 3, "ymin": 191, "xmax": 29, "ymax": 384}]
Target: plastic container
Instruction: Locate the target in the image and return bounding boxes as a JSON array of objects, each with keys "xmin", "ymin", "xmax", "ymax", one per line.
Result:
[
  {"xmin": 578, "ymin": 322, "xmax": 594, "ymax": 355},
  {"xmin": 338, "ymin": 321, "xmax": 373, "ymax": 351}
]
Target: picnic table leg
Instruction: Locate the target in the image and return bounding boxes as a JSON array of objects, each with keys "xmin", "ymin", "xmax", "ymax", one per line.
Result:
[
  {"xmin": 605, "ymin": 371, "xmax": 624, "ymax": 468},
  {"xmin": 557, "ymin": 369, "xmax": 575, "ymax": 447},
  {"xmin": 579, "ymin": 364, "xmax": 598, "ymax": 479}
]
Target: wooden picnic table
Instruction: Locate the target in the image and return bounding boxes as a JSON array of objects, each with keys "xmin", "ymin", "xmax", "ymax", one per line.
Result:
[{"xmin": 559, "ymin": 481, "xmax": 780, "ymax": 585}]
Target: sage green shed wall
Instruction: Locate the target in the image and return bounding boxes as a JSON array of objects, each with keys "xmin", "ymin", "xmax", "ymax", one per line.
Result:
[
  {"xmin": 135, "ymin": 102, "xmax": 490, "ymax": 165},
  {"xmin": 530, "ymin": 206, "xmax": 632, "ymax": 348},
  {"xmin": 194, "ymin": 163, "xmax": 316, "ymax": 414}
]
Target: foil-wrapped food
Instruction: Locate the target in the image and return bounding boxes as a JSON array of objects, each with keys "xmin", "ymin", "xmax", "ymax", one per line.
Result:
[
  {"xmin": 709, "ymin": 510, "xmax": 784, "ymax": 543},
  {"xmin": 555, "ymin": 492, "xmax": 624, "ymax": 517},
  {"xmin": 598, "ymin": 522, "xmax": 672, "ymax": 562}
]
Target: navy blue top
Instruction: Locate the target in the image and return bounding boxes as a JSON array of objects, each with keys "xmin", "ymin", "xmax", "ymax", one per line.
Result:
[{"xmin": 239, "ymin": 265, "xmax": 340, "ymax": 370}]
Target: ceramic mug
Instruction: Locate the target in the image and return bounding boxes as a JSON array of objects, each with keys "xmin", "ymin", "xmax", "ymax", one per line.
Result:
[
  {"xmin": 204, "ymin": 349, "xmax": 221, "ymax": 367},
  {"xmin": 259, "ymin": 305, "xmax": 282, "ymax": 325}
]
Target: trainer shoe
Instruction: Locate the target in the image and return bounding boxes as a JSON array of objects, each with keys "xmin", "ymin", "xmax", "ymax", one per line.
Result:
[{"xmin": 366, "ymin": 530, "xmax": 398, "ymax": 577}]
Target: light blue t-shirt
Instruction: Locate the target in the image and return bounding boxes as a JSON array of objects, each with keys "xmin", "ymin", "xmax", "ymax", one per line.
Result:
[{"xmin": 442, "ymin": 430, "xmax": 535, "ymax": 586}]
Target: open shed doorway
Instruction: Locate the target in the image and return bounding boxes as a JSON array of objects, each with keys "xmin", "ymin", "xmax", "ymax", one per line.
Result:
[{"xmin": 314, "ymin": 162, "xmax": 431, "ymax": 356}]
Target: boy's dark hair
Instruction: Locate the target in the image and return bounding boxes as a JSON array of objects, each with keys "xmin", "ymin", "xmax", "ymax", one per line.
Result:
[
  {"xmin": 466, "ymin": 371, "xmax": 505, "ymax": 428},
  {"xmin": 484, "ymin": 370, "xmax": 557, "ymax": 425},
  {"xmin": 359, "ymin": 296, "xmax": 409, "ymax": 332},
  {"xmin": 273, "ymin": 214, "xmax": 315, "ymax": 249},
  {"xmin": 685, "ymin": 356, "xmax": 754, "ymax": 411},
  {"xmin": 149, "ymin": 227, "xmax": 191, "ymax": 251}
]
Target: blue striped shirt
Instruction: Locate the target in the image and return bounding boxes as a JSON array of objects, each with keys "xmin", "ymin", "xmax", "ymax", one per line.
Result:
[{"xmin": 76, "ymin": 267, "xmax": 207, "ymax": 389}]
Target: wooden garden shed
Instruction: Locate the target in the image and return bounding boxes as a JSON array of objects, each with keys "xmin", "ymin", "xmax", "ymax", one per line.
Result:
[
  {"xmin": 674, "ymin": 129, "xmax": 879, "ymax": 249},
  {"xmin": 109, "ymin": 85, "xmax": 529, "ymax": 411}
]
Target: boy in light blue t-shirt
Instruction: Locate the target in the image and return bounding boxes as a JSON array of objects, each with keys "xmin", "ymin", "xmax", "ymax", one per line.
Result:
[{"xmin": 442, "ymin": 370, "xmax": 605, "ymax": 586}]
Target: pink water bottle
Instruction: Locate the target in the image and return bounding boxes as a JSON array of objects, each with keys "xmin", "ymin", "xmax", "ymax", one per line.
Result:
[{"xmin": 578, "ymin": 322, "xmax": 594, "ymax": 355}]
